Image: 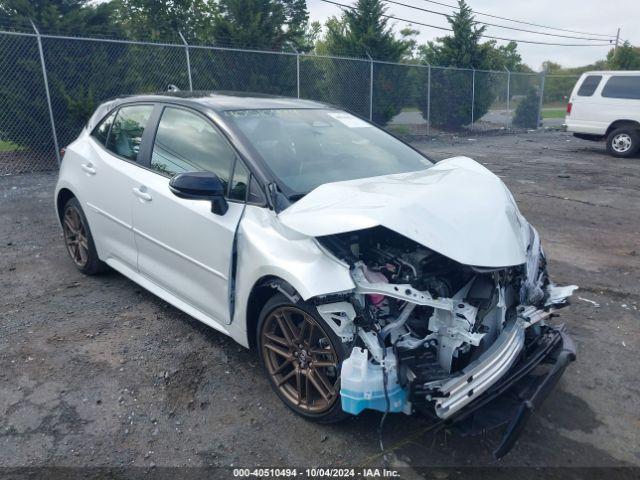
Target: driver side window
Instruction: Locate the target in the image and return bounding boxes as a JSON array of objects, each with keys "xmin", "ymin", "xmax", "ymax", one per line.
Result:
[{"xmin": 151, "ymin": 107, "xmax": 235, "ymax": 191}]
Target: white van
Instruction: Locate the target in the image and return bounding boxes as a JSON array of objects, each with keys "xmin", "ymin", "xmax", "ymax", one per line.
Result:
[{"xmin": 565, "ymin": 71, "xmax": 640, "ymax": 157}]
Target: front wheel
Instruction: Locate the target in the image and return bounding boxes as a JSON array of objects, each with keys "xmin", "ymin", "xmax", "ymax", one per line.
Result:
[
  {"xmin": 606, "ymin": 127, "xmax": 640, "ymax": 158},
  {"xmin": 257, "ymin": 294, "xmax": 349, "ymax": 423}
]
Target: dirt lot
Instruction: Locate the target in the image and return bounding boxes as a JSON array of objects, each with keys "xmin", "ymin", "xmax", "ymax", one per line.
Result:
[{"xmin": 1, "ymin": 130, "xmax": 639, "ymax": 473}]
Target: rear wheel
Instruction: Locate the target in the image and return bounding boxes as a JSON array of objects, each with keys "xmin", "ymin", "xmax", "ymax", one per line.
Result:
[
  {"xmin": 61, "ymin": 197, "xmax": 107, "ymax": 275},
  {"xmin": 606, "ymin": 127, "xmax": 640, "ymax": 158},
  {"xmin": 257, "ymin": 294, "xmax": 349, "ymax": 423}
]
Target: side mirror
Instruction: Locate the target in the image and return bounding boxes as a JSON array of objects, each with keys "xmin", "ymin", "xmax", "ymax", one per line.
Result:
[{"xmin": 169, "ymin": 171, "xmax": 229, "ymax": 215}]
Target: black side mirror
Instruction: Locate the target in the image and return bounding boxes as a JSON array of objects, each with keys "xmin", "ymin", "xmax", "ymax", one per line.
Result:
[{"xmin": 169, "ymin": 172, "xmax": 229, "ymax": 215}]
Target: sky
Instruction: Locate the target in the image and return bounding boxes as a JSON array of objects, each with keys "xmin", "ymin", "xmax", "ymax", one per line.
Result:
[{"xmin": 307, "ymin": 0, "xmax": 640, "ymax": 70}]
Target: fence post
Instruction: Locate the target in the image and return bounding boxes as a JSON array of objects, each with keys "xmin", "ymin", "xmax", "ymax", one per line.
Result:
[
  {"xmin": 537, "ymin": 70, "xmax": 546, "ymax": 128},
  {"xmin": 178, "ymin": 31, "xmax": 193, "ymax": 92},
  {"xmin": 292, "ymin": 47, "xmax": 300, "ymax": 99},
  {"xmin": 471, "ymin": 68, "xmax": 476, "ymax": 125},
  {"xmin": 505, "ymin": 67, "xmax": 511, "ymax": 131},
  {"xmin": 427, "ymin": 63, "xmax": 431, "ymax": 135},
  {"xmin": 366, "ymin": 52, "xmax": 373, "ymax": 122},
  {"xmin": 31, "ymin": 20, "xmax": 61, "ymax": 165}
]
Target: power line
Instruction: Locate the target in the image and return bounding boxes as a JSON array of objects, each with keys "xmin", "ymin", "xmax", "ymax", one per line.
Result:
[
  {"xmin": 383, "ymin": 0, "xmax": 614, "ymax": 42},
  {"xmin": 320, "ymin": 0, "xmax": 615, "ymax": 47},
  {"xmin": 416, "ymin": 0, "xmax": 616, "ymax": 39}
]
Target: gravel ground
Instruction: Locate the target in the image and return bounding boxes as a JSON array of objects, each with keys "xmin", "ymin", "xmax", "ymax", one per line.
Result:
[{"xmin": 1, "ymin": 130, "xmax": 639, "ymax": 473}]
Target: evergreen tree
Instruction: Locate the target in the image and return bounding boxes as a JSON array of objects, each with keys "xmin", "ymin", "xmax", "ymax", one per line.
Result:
[
  {"xmin": 418, "ymin": 0, "xmax": 524, "ymax": 130},
  {"xmin": 212, "ymin": 0, "xmax": 310, "ymax": 51},
  {"xmin": 0, "ymin": 0, "xmax": 120, "ymax": 35},
  {"xmin": 117, "ymin": 0, "xmax": 214, "ymax": 41},
  {"xmin": 0, "ymin": 0, "xmax": 125, "ymax": 155},
  {"xmin": 324, "ymin": 0, "xmax": 408, "ymax": 60},
  {"xmin": 321, "ymin": 0, "xmax": 411, "ymax": 125}
]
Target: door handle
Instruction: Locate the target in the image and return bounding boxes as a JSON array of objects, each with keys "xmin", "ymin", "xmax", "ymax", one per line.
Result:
[
  {"xmin": 132, "ymin": 186, "xmax": 152, "ymax": 202},
  {"xmin": 80, "ymin": 163, "xmax": 96, "ymax": 175}
]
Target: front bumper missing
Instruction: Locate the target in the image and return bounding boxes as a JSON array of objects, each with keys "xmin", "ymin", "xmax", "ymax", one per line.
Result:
[{"xmin": 429, "ymin": 325, "xmax": 576, "ymax": 458}]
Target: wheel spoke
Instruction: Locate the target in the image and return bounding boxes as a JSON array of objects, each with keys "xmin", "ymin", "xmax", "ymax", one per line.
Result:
[
  {"xmin": 304, "ymin": 370, "xmax": 310, "ymax": 406},
  {"xmin": 264, "ymin": 332, "xmax": 288, "ymax": 347},
  {"xmin": 295, "ymin": 368, "xmax": 302, "ymax": 405},
  {"xmin": 311, "ymin": 360, "xmax": 335, "ymax": 368},
  {"xmin": 305, "ymin": 322, "xmax": 315, "ymax": 346},
  {"xmin": 310, "ymin": 348, "xmax": 335, "ymax": 358},
  {"xmin": 315, "ymin": 368, "xmax": 337, "ymax": 396},
  {"xmin": 272, "ymin": 357, "xmax": 293, "ymax": 375},
  {"xmin": 64, "ymin": 216, "xmax": 75, "ymax": 232},
  {"xmin": 281, "ymin": 311, "xmax": 300, "ymax": 341},
  {"xmin": 275, "ymin": 313, "xmax": 294, "ymax": 345},
  {"xmin": 276, "ymin": 368, "xmax": 296, "ymax": 387},
  {"xmin": 264, "ymin": 342, "xmax": 291, "ymax": 359},
  {"xmin": 307, "ymin": 370, "xmax": 331, "ymax": 401},
  {"xmin": 298, "ymin": 319, "xmax": 308, "ymax": 343}
]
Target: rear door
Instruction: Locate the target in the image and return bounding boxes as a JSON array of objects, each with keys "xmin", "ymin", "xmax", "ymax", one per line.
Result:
[
  {"xmin": 569, "ymin": 74, "xmax": 606, "ymax": 134},
  {"xmin": 129, "ymin": 104, "xmax": 251, "ymax": 326},
  {"xmin": 81, "ymin": 104, "xmax": 155, "ymax": 271},
  {"xmin": 599, "ymin": 74, "xmax": 640, "ymax": 127}
]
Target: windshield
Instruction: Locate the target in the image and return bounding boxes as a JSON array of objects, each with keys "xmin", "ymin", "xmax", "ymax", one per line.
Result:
[{"xmin": 223, "ymin": 108, "xmax": 432, "ymax": 195}]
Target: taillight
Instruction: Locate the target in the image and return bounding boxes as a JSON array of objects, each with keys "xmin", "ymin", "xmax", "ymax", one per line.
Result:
[
  {"xmin": 60, "ymin": 147, "xmax": 66, "ymax": 159},
  {"xmin": 566, "ymin": 102, "xmax": 572, "ymax": 115}
]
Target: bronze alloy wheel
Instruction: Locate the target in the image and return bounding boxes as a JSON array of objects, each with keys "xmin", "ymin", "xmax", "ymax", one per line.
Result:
[
  {"xmin": 62, "ymin": 204, "xmax": 89, "ymax": 268},
  {"xmin": 261, "ymin": 305, "xmax": 340, "ymax": 414}
]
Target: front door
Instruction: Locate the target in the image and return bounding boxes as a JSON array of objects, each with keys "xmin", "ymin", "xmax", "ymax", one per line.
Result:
[{"xmin": 130, "ymin": 105, "xmax": 249, "ymax": 326}]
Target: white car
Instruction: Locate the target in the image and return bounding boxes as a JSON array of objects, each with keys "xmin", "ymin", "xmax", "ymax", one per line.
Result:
[
  {"xmin": 55, "ymin": 93, "xmax": 577, "ymax": 458},
  {"xmin": 565, "ymin": 70, "xmax": 640, "ymax": 157}
]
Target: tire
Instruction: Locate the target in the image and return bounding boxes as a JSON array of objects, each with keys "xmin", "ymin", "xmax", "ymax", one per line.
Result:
[
  {"xmin": 61, "ymin": 197, "xmax": 107, "ymax": 275},
  {"xmin": 257, "ymin": 293, "xmax": 350, "ymax": 423},
  {"xmin": 606, "ymin": 127, "xmax": 640, "ymax": 158}
]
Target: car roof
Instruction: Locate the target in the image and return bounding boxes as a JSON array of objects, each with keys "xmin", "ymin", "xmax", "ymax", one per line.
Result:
[
  {"xmin": 581, "ymin": 70, "xmax": 640, "ymax": 76},
  {"xmin": 111, "ymin": 91, "xmax": 330, "ymax": 112}
]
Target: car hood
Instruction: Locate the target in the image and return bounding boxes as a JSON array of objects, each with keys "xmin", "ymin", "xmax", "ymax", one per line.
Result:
[{"xmin": 277, "ymin": 156, "xmax": 529, "ymax": 268}]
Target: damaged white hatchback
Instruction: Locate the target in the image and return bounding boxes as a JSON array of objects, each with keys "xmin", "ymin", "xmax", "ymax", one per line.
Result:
[{"xmin": 55, "ymin": 93, "xmax": 577, "ymax": 457}]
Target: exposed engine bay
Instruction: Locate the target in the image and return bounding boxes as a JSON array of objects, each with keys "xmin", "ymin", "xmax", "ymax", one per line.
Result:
[{"xmin": 314, "ymin": 225, "xmax": 577, "ymax": 421}]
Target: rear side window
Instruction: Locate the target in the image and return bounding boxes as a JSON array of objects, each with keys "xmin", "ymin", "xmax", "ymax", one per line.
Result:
[
  {"xmin": 577, "ymin": 75, "xmax": 602, "ymax": 97},
  {"xmin": 601, "ymin": 76, "xmax": 640, "ymax": 99},
  {"xmin": 105, "ymin": 105, "xmax": 154, "ymax": 162},
  {"xmin": 151, "ymin": 107, "xmax": 236, "ymax": 189},
  {"xmin": 91, "ymin": 110, "xmax": 116, "ymax": 145}
]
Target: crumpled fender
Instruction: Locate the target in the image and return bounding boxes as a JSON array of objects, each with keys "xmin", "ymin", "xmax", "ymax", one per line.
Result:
[{"xmin": 231, "ymin": 205, "xmax": 355, "ymax": 333}]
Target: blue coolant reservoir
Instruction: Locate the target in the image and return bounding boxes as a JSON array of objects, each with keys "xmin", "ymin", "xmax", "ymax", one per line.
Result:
[{"xmin": 340, "ymin": 347, "xmax": 408, "ymax": 415}]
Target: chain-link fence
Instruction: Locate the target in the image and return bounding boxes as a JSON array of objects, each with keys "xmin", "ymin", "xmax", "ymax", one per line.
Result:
[{"xmin": 0, "ymin": 28, "xmax": 577, "ymax": 175}]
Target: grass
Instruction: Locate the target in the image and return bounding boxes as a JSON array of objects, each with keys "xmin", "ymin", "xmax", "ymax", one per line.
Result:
[
  {"xmin": 542, "ymin": 108, "xmax": 566, "ymax": 119},
  {"xmin": 0, "ymin": 140, "xmax": 22, "ymax": 152}
]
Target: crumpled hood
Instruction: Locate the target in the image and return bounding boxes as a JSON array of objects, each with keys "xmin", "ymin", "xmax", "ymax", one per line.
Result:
[{"xmin": 278, "ymin": 156, "xmax": 529, "ymax": 267}]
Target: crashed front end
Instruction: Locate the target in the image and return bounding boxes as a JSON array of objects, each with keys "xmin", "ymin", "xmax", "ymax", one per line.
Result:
[
  {"xmin": 275, "ymin": 158, "xmax": 577, "ymax": 457},
  {"xmin": 313, "ymin": 226, "xmax": 576, "ymax": 457}
]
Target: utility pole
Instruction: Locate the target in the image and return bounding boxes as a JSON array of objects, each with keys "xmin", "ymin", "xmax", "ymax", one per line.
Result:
[{"xmin": 614, "ymin": 28, "xmax": 621, "ymax": 53}]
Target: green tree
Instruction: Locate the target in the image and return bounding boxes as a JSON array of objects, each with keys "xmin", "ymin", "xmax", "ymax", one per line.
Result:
[
  {"xmin": 513, "ymin": 87, "xmax": 540, "ymax": 129},
  {"xmin": 117, "ymin": 0, "xmax": 214, "ymax": 41},
  {"xmin": 607, "ymin": 41, "xmax": 640, "ymax": 70},
  {"xmin": 0, "ymin": 0, "xmax": 125, "ymax": 156},
  {"xmin": 321, "ymin": 0, "xmax": 411, "ymax": 124},
  {"xmin": 0, "ymin": 0, "xmax": 121, "ymax": 35},
  {"xmin": 418, "ymin": 0, "xmax": 525, "ymax": 130},
  {"xmin": 212, "ymin": 0, "xmax": 310, "ymax": 51}
]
